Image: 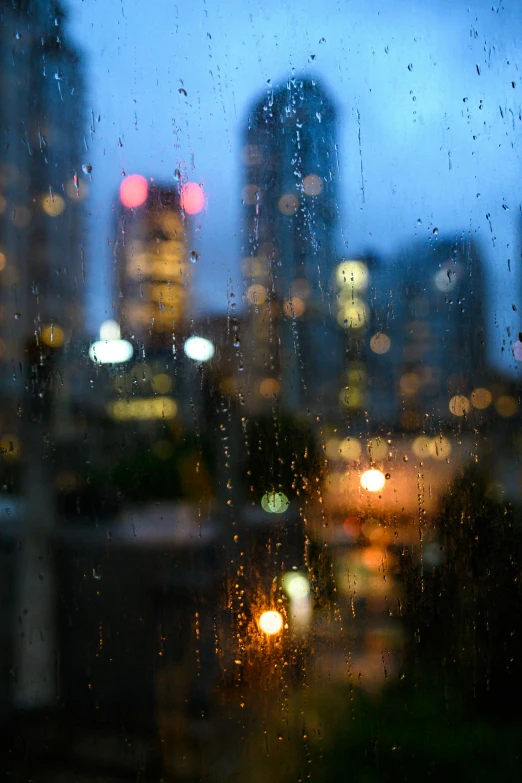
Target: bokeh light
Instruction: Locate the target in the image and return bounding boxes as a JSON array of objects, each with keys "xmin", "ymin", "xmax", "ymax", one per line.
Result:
[
  {"xmin": 282, "ymin": 572, "xmax": 310, "ymax": 600},
  {"xmin": 261, "ymin": 491, "xmax": 289, "ymax": 514},
  {"xmin": 370, "ymin": 332, "xmax": 391, "ymax": 354},
  {"xmin": 41, "ymin": 193, "xmax": 66, "ymax": 217},
  {"xmin": 302, "ymin": 174, "xmax": 323, "ymax": 196},
  {"xmin": 360, "ymin": 469, "xmax": 386, "ymax": 492},
  {"xmin": 258, "ymin": 611, "xmax": 283, "ymax": 635},
  {"xmin": 184, "ymin": 336, "xmax": 215, "ymax": 362},
  {"xmin": 120, "ymin": 174, "xmax": 148, "ymax": 208},
  {"xmin": 336, "ymin": 260, "xmax": 369, "ymax": 290},
  {"xmin": 41, "ymin": 324, "xmax": 65, "ymax": 348},
  {"xmin": 180, "ymin": 182, "xmax": 205, "ymax": 214},
  {"xmin": 449, "ymin": 394, "xmax": 470, "ymax": 417},
  {"xmin": 99, "ymin": 320, "xmax": 121, "ymax": 340}
]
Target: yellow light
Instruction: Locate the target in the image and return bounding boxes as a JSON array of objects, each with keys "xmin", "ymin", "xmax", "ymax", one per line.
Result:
[
  {"xmin": 41, "ymin": 324, "xmax": 65, "ymax": 348},
  {"xmin": 412, "ymin": 436, "xmax": 432, "ymax": 458},
  {"xmin": 339, "ymin": 438, "xmax": 362, "ymax": 461},
  {"xmin": 495, "ymin": 395, "xmax": 518, "ymax": 418},
  {"xmin": 241, "ymin": 184, "xmax": 261, "ymax": 205},
  {"xmin": 282, "ymin": 572, "xmax": 310, "ymax": 600},
  {"xmin": 471, "ymin": 387, "xmax": 492, "ymax": 410},
  {"xmin": 337, "ymin": 299, "xmax": 368, "ymax": 329},
  {"xmin": 246, "ymin": 284, "xmax": 267, "ymax": 305},
  {"xmin": 261, "ymin": 491, "xmax": 289, "ymax": 514},
  {"xmin": 259, "ymin": 378, "xmax": 280, "ymax": 398},
  {"xmin": 258, "ymin": 610, "xmax": 283, "ymax": 635},
  {"xmin": 325, "ymin": 437, "xmax": 341, "ymax": 459},
  {"xmin": 338, "ymin": 387, "xmax": 363, "ymax": 409},
  {"xmin": 367, "ymin": 438, "xmax": 388, "ymax": 460},
  {"xmin": 0, "ymin": 252, "xmax": 6, "ymax": 271},
  {"xmin": 370, "ymin": 332, "xmax": 391, "ymax": 354},
  {"xmin": 283, "ymin": 296, "xmax": 305, "ymax": 317},
  {"xmin": 278, "ymin": 193, "xmax": 299, "ymax": 216},
  {"xmin": 302, "ymin": 174, "xmax": 323, "ymax": 196},
  {"xmin": 151, "ymin": 373, "xmax": 172, "ymax": 394},
  {"xmin": 335, "ymin": 260, "xmax": 369, "ymax": 290},
  {"xmin": 429, "ymin": 436, "xmax": 452, "ymax": 460},
  {"xmin": 41, "ymin": 193, "xmax": 66, "ymax": 217},
  {"xmin": 449, "ymin": 395, "xmax": 470, "ymax": 417},
  {"xmin": 360, "ymin": 469, "xmax": 386, "ymax": 492},
  {"xmin": 108, "ymin": 396, "xmax": 177, "ymax": 420}
]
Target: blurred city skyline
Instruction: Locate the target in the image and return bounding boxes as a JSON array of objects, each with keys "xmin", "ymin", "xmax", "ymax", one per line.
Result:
[{"xmin": 66, "ymin": 0, "xmax": 522, "ymax": 374}]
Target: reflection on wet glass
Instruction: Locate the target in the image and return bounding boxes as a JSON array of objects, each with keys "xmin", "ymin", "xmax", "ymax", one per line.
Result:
[{"xmin": 1, "ymin": 1, "xmax": 522, "ymax": 780}]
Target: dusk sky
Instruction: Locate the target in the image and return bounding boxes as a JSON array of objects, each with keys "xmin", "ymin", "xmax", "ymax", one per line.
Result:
[{"xmin": 66, "ymin": 0, "xmax": 522, "ymax": 373}]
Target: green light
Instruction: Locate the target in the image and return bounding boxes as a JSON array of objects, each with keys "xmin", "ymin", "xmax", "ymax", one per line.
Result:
[{"xmin": 261, "ymin": 491, "xmax": 289, "ymax": 514}]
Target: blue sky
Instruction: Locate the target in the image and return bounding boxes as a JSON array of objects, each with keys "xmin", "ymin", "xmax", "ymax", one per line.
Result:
[{"xmin": 66, "ymin": 0, "xmax": 522, "ymax": 373}]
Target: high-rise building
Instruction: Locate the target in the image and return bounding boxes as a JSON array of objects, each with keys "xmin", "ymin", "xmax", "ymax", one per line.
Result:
[
  {"xmin": 0, "ymin": 2, "xmax": 85, "ymax": 427},
  {"xmin": 239, "ymin": 76, "xmax": 344, "ymax": 418},
  {"xmin": 369, "ymin": 237, "xmax": 488, "ymax": 432},
  {"xmin": 116, "ymin": 180, "xmax": 191, "ymax": 351}
]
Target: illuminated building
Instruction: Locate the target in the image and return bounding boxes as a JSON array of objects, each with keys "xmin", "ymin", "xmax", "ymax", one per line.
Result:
[
  {"xmin": 116, "ymin": 181, "xmax": 191, "ymax": 350},
  {"xmin": 239, "ymin": 76, "xmax": 344, "ymax": 417}
]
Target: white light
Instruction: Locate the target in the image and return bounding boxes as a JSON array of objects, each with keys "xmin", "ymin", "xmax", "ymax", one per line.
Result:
[
  {"xmin": 184, "ymin": 336, "xmax": 215, "ymax": 362},
  {"xmin": 360, "ymin": 469, "xmax": 386, "ymax": 492},
  {"xmin": 89, "ymin": 339, "xmax": 133, "ymax": 364},
  {"xmin": 99, "ymin": 319, "xmax": 121, "ymax": 340},
  {"xmin": 283, "ymin": 572, "xmax": 310, "ymax": 601}
]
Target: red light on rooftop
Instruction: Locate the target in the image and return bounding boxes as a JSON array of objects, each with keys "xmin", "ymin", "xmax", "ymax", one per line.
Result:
[
  {"xmin": 120, "ymin": 174, "xmax": 148, "ymax": 208},
  {"xmin": 180, "ymin": 182, "xmax": 205, "ymax": 215}
]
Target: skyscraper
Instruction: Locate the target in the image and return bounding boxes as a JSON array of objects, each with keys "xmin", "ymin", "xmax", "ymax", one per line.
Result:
[
  {"xmin": 239, "ymin": 76, "xmax": 344, "ymax": 418},
  {"xmin": 116, "ymin": 181, "xmax": 191, "ymax": 352}
]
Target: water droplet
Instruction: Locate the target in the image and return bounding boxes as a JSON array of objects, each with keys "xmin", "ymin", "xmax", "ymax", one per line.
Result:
[
  {"xmin": 407, "ymin": 63, "xmax": 413, "ymax": 71},
  {"xmin": 173, "ymin": 168, "xmax": 181, "ymax": 181},
  {"xmin": 319, "ymin": 37, "xmax": 326, "ymax": 44},
  {"xmin": 432, "ymin": 227, "xmax": 438, "ymax": 236},
  {"xmin": 54, "ymin": 71, "xmax": 62, "ymax": 81},
  {"xmin": 385, "ymin": 473, "xmax": 391, "ymax": 480},
  {"xmin": 15, "ymin": 31, "xmax": 21, "ymax": 40},
  {"xmin": 14, "ymin": 312, "xmax": 20, "ymax": 320},
  {"xmin": 189, "ymin": 250, "xmax": 199, "ymax": 264},
  {"xmin": 82, "ymin": 163, "xmax": 92, "ymax": 175},
  {"xmin": 403, "ymin": 455, "xmax": 408, "ymax": 462},
  {"xmin": 178, "ymin": 88, "xmax": 187, "ymax": 96}
]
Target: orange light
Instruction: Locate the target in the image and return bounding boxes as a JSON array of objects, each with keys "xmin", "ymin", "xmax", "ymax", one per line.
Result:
[
  {"xmin": 180, "ymin": 182, "xmax": 205, "ymax": 214},
  {"xmin": 120, "ymin": 175, "xmax": 148, "ymax": 208}
]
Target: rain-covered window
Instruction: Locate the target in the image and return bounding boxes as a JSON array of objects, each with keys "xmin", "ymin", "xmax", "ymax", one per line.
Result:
[{"xmin": 2, "ymin": 1, "xmax": 522, "ymax": 779}]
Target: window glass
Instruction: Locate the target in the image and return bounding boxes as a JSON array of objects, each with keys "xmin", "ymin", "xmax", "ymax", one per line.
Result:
[{"xmin": 2, "ymin": 1, "xmax": 522, "ymax": 779}]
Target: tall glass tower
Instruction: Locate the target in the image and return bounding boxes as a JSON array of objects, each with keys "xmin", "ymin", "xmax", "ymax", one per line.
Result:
[{"xmin": 239, "ymin": 76, "xmax": 344, "ymax": 417}]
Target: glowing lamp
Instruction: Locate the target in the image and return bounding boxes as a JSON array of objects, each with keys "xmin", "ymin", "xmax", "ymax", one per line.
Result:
[
  {"xmin": 89, "ymin": 339, "xmax": 133, "ymax": 364},
  {"xmin": 180, "ymin": 182, "xmax": 205, "ymax": 214},
  {"xmin": 120, "ymin": 175, "xmax": 148, "ymax": 208},
  {"xmin": 184, "ymin": 336, "xmax": 215, "ymax": 362},
  {"xmin": 360, "ymin": 469, "xmax": 386, "ymax": 493},
  {"xmin": 258, "ymin": 610, "xmax": 283, "ymax": 635}
]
